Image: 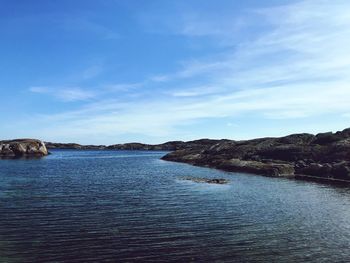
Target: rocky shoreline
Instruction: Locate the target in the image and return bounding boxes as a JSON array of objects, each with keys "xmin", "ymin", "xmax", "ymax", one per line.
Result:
[
  {"xmin": 0, "ymin": 139, "xmax": 48, "ymax": 158},
  {"xmin": 2, "ymin": 128, "xmax": 350, "ymax": 185},
  {"xmin": 0, "ymin": 138, "xmax": 219, "ymax": 158},
  {"xmin": 162, "ymin": 128, "xmax": 350, "ymax": 184}
]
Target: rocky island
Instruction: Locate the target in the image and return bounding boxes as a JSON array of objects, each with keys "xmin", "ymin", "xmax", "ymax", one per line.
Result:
[
  {"xmin": 0, "ymin": 139, "xmax": 48, "ymax": 158},
  {"xmin": 2, "ymin": 128, "xmax": 350, "ymax": 184},
  {"xmin": 162, "ymin": 128, "xmax": 350, "ymax": 184}
]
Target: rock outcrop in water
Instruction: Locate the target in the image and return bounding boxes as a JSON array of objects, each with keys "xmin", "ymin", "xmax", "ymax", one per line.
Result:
[
  {"xmin": 0, "ymin": 139, "xmax": 48, "ymax": 158},
  {"xmin": 162, "ymin": 128, "xmax": 350, "ymax": 183},
  {"xmin": 181, "ymin": 177, "xmax": 229, "ymax": 184}
]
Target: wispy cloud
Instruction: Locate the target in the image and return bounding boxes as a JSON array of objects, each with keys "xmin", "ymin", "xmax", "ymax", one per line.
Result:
[
  {"xmin": 104, "ymin": 82, "xmax": 144, "ymax": 92},
  {"xmin": 29, "ymin": 86, "xmax": 96, "ymax": 102},
  {"xmin": 25, "ymin": 0, "xmax": 350, "ymax": 143},
  {"xmin": 149, "ymin": 75, "xmax": 170, "ymax": 82},
  {"xmin": 29, "ymin": 81, "xmax": 145, "ymax": 102},
  {"xmin": 169, "ymin": 85, "xmax": 221, "ymax": 97}
]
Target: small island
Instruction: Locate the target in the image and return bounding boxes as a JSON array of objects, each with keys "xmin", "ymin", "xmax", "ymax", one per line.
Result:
[{"xmin": 0, "ymin": 139, "xmax": 48, "ymax": 158}]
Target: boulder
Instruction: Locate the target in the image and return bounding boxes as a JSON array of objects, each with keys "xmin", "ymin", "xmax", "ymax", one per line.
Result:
[{"xmin": 0, "ymin": 139, "xmax": 48, "ymax": 158}]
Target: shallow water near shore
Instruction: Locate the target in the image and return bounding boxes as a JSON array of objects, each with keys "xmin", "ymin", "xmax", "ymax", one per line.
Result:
[{"xmin": 0, "ymin": 150, "xmax": 349, "ymax": 262}]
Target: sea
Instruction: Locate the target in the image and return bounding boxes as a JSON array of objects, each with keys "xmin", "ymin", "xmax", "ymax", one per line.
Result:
[{"xmin": 0, "ymin": 150, "xmax": 349, "ymax": 262}]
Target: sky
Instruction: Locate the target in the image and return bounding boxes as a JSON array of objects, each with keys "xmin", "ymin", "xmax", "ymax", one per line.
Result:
[{"xmin": 1, "ymin": 0, "xmax": 350, "ymax": 144}]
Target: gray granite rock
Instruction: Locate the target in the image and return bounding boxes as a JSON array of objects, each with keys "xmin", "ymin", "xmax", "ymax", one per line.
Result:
[{"xmin": 0, "ymin": 139, "xmax": 48, "ymax": 158}]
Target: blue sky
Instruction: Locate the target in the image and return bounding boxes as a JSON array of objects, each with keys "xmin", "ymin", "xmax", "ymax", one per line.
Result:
[{"xmin": 1, "ymin": 0, "xmax": 350, "ymax": 144}]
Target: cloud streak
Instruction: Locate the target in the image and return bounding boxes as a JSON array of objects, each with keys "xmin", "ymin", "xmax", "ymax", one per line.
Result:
[
  {"xmin": 25, "ymin": 0, "xmax": 350, "ymax": 143},
  {"xmin": 30, "ymin": 86, "xmax": 96, "ymax": 102}
]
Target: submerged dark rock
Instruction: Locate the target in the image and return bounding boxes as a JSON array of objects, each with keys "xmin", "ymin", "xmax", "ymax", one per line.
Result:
[
  {"xmin": 162, "ymin": 128, "xmax": 350, "ymax": 184},
  {"xmin": 181, "ymin": 177, "xmax": 229, "ymax": 184},
  {"xmin": 0, "ymin": 139, "xmax": 48, "ymax": 158}
]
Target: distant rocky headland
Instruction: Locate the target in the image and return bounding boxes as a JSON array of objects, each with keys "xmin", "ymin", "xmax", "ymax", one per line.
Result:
[
  {"xmin": 2, "ymin": 128, "xmax": 350, "ymax": 184},
  {"xmin": 0, "ymin": 139, "xmax": 48, "ymax": 158},
  {"xmin": 45, "ymin": 139, "xmax": 219, "ymax": 151},
  {"xmin": 162, "ymin": 128, "xmax": 350, "ymax": 184}
]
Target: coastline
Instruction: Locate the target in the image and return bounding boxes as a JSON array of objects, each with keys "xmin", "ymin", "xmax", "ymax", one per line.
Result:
[
  {"xmin": 2, "ymin": 128, "xmax": 350, "ymax": 186},
  {"xmin": 161, "ymin": 128, "xmax": 350, "ymax": 185}
]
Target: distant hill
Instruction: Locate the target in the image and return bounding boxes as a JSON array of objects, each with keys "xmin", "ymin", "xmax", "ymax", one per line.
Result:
[{"xmin": 45, "ymin": 139, "xmax": 222, "ymax": 151}]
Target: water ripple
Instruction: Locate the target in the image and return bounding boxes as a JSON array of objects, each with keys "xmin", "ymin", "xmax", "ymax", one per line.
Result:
[{"xmin": 0, "ymin": 150, "xmax": 349, "ymax": 262}]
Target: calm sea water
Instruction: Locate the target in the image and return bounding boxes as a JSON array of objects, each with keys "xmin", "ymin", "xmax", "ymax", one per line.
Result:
[{"xmin": 0, "ymin": 150, "xmax": 349, "ymax": 262}]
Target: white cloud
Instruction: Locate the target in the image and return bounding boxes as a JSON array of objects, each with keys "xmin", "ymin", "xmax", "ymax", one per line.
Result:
[
  {"xmin": 27, "ymin": 80, "xmax": 350, "ymax": 142},
  {"xmin": 170, "ymin": 85, "xmax": 221, "ymax": 97},
  {"xmin": 104, "ymin": 82, "xmax": 143, "ymax": 92},
  {"xmin": 29, "ymin": 86, "xmax": 50, "ymax": 93},
  {"xmin": 149, "ymin": 75, "xmax": 170, "ymax": 82},
  {"xmin": 151, "ymin": 0, "xmax": 350, "ymax": 113},
  {"xmin": 30, "ymin": 86, "xmax": 96, "ymax": 102},
  {"xmin": 24, "ymin": 0, "xmax": 350, "ymax": 143},
  {"xmin": 29, "ymin": 81, "xmax": 144, "ymax": 102}
]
